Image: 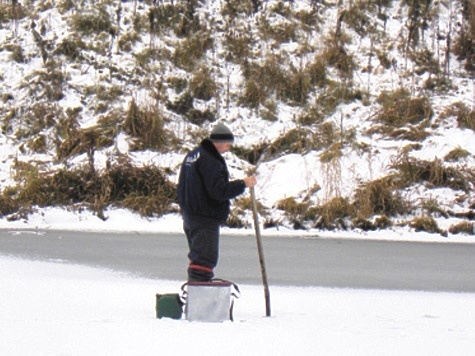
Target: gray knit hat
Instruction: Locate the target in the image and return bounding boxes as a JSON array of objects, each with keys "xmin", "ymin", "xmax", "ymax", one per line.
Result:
[{"xmin": 210, "ymin": 123, "xmax": 234, "ymax": 143}]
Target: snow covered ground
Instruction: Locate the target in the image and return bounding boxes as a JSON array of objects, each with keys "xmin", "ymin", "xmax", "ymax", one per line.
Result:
[{"xmin": 1, "ymin": 255, "xmax": 474, "ymax": 356}]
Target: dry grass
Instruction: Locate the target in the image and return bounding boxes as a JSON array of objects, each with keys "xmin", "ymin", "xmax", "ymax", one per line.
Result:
[
  {"xmin": 232, "ymin": 143, "xmax": 269, "ymax": 165},
  {"xmin": 123, "ymin": 99, "xmax": 171, "ymax": 151},
  {"xmin": 0, "ymin": 3, "xmax": 28, "ymax": 23},
  {"xmin": 439, "ymin": 102, "xmax": 474, "ymax": 131},
  {"xmin": 409, "ymin": 216, "xmax": 442, "ymax": 234},
  {"xmin": 70, "ymin": 6, "xmax": 114, "ymax": 35},
  {"xmin": 444, "ymin": 147, "xmax": 471, "ymax": 162},
  {"xmin": 0, "ymin": 156, "xmax": 177, "ymax": 220},
  {"xmin": 371, "ymin": 89, "xmax": 433, "ymax": 134},
  {"xmin": 267, "ymin": 128, "xmax": 312, "ymax": 156},
  {"xmin": 390, "ymin": 156, "xmax": 471, "ymax": 192},
  {"xmin": 320, "ymin": 40, "xmax": 356, "ymax": 79},
  {"xmin": 353, "ymin": 176, "xmax": 408, "ymax": 218},
  {"xmin": 352, "ymin": 217, "xmax": 376, "ymax": 231},
  {"xmin": 374, "ymin": 215, "xmax": 394, "ymax": 229},
  {"xmin": 172, "ymin": 32, "xmax": 213, "ymax": 71},
  {"xmin": 189, "ymin": 66, "xmax": 217, "ymax": 101},
  {"xmin": 315, "ymin": 197, "xmax": 354, "ymax": 230},
  {"xmin": 449, "ymin": 221, "xmax": 474, "ymax": 235},
  {"xmin": 277, "ymin": 197, "xmax": 309, "ymax": 216}
]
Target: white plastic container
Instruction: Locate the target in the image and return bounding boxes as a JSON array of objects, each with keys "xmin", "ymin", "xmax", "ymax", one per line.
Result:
[{"xmin": 185, "ymin": 280, "xmax": 232, "ymax": 322}]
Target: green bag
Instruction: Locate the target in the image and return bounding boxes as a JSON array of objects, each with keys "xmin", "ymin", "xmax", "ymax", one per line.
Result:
[{"xmin": 155, "ymin": 293, "xmax": 184, "ymax": 319}]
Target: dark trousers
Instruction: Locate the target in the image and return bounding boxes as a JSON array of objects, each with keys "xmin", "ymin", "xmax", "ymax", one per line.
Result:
[{"xmin": 183, "ymin": 215, "xmax": 220, "ymax": 281}]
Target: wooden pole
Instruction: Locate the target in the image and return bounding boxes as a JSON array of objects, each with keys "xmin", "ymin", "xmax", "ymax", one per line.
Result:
[{"xmin": 250, "ymin": 186, "xmax": 271, "ymax": 317}]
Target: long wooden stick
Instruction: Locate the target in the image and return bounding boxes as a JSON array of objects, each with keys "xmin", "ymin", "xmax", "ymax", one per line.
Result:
[{"xmin": 250, "ymin": 186, "xmax": 271, "ymax": 317}]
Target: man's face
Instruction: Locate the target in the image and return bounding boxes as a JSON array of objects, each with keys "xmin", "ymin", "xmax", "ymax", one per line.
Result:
[{"xmin": 214, "ymin": 142, "xmax": 232, "ymax": 154}]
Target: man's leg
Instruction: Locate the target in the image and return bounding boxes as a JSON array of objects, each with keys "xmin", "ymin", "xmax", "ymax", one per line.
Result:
[{"xmin": 184, "ymin": 217, "xmax": 220, "ymax": 281}]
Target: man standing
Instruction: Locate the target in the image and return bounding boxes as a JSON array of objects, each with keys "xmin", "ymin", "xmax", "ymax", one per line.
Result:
[{"xmin": 177, "ymin": 123, "xmax": 257, "ymax": 281}]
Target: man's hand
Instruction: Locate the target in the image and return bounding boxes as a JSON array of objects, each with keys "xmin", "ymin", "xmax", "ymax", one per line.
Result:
[{"xmin": 243, "ymin": 175, "xmax": 257, "ymax": 188}]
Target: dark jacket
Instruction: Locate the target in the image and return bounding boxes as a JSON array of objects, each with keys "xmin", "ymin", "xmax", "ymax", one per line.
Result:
[{"xmin": 177, "ymin": 139, "xmax": 246, "ymax": 223}]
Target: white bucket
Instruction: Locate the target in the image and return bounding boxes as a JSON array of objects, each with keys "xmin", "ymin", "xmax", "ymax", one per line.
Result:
[{"xmin": 185, "ymin": 280, "xmax": 234, "ymax": 322}]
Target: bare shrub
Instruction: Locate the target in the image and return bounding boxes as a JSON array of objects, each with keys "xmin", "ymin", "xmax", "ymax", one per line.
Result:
[
  {"xmin": 391, "ymin": 156, "xmax": 471, "ymax": 192},
  {"xmin": 226, "ymin": 212, "xmax": 249, "ymax": 228},
  {"xmin": 221, "ymin": 0, "xmax": 254, "ymax": 17},
  {"xmin": 26, "ymin": 134, "xmax": 48, "ymax": 153},
  {"xmin": 24, "ymin": 61, "xmax": 66, "ymax": 101},
  {"xmin": 295, "ymin": 7, "xmax": 322, "ymax": 31},
  {"xmin": 241, "ymin": 53, "xmax": 328, "ymax": 109},
  {"xmin": 167, "ymin": 92, "xmax": 194, "ymax": 116},
  {"xmin": 189, "ymin": 66, "xmax": 216, "ymax": 101},
  {"xmin": 353, "ymin": 176, "xmax": 407, "ymax": 218},
  {"xmin": 135, "ymin": 47, "xmax": 172, "ymax": 68},
  {"xmin": 444, "ymin": 147, "xmax": 471, "ymax": 162},
  {"xmin": 352, "ymin": 217, "xmax": 376, "ymax": 231},
  {"xmin": 106, "ymin": 159, "xmax": 176, "ymax": 217},
  {"xmin": 224, "ymin": 27, "xmax": 254, "ymax": 64},
  {"xmin": 374, "ymin": 215, "xmax": 393, "ymax": 229},
  {"xmin": 118, "ymin": 31, "xmax": 141, "ymax": 52},
  {"xmin": 232, "ymin": 142, "xmax": 269, "ymax": 165},
  {"xmin": 409, "ymin": 48, "xmax": 440, "ymax": 75},
  {"xmin": 420, "ymin": 197, "xmax": 449, "ymax": 218},
  {"xmin": 320, "ymin": 142, "xmax": 342, "ymax": 164},
  {"xmin": 307, "ymin": 56, "xmax": 327, "ymax": 88},
  {"xmin": 71, "ymin": 7, "xmax": 115, "ymax": 35},
  {"xmin": 277, "ymin": 197, "xmax": 309, "ymax": 216},
  {"xmin": 320, "ymin": 37, "xmax": 356, "ymax": 78},
  {"xmin": 54, "ymin": 36, "xmax": 86, "ymax": 60},
  {"xmin": 367, "ymin": 88, "xmax": 434, "ymax": 140},
  {"xmin": 240, "ymin": 53, "xmax": 330, "ymax": 106},
  {"xmin": 315, "ymin": 197, "xmax": 354, "ymax": 230},
  {"xmin": 276, "ymin": 197, "xmax": 317, "ymax": 230},
  {"xmin": 439, "ymin": 102, "xmax": 474, "ymax": 131},
  {"xmin": 8, "ymin": 44, "xmax": 26, "ymax": 63},
  {"xmin": 343, "ymin": 3, "xmax": 374, "ymax": 37},
  {"xmin": 0, "ymin": 2, "xmax": 28, "ymax": 23},
  {"xmin": 240, "ymin": 56, "xmax": 284, "ymax": 108},
  {"xmin": 259, "ymin": 18, "xmax": 296, "ymax": 43},
  {"xmin": 173, "ymin": 32, "xmax": 213, "ymax": 71},
  {"xmin": 239, "ymin": 78, "xmax": 267, "ymax": 109},
  {"xmin": 375, "ymin": 88, "xmax": 433, "ymax": 128},
  {"xmin": 451, "ymin": 3, "xmax": 474, "ymax": 72},
  {"xmin": 261, "ymin": 100, "xmax": 278, "ymax": 122},
  {"xmin": 282, "ymin": 66, "xmax": 312, "ymax": 105},
  {"xmin": 263, "ymin": 217, "xmax": 281, "ymax": 229},
  {"xmin": 298, "ymin": 104, "xmax": 325, "ymax": 126},
  {"xmin": 409, "ymin": 216, "xmax": 441, "ymax": 234},
  {"xmin": 149, "ymin": 3, "xmax": 183, "ymax": 34},
  {"xmin": 387, "ymin": 126, "xmax": 431, "ymax": 142},
  {"xmin": 187, "ymin": 108, "xmax": 215, "ymax": 126},
  {"xmin": 16, "ymin": 102, "xmax": 60, "ymax": 140},
  {"xmin": 123, "ymin": 99, "xmax": 170, "ymax": 151},
  {"xmin": 449, "ymin": 221, "xmax": 474, "ymax": 235},
  {"xmin": 57, "ymin": 0, "xmax": 74, "ymax": 14},
  {"xmin": 314, "ymin": 81, "xmax": 365, "ymax": 116},
  {"xmin": 423, "ymin": 76, "xmax": 454, "ymax": 94},
  {"xmin": 267, "ymin": 128, "xmax": 312, "ymax": 156},
  {"xmin": 0, "ymin": 188, "xmax": 19, "ymax": 216},
  {"xmin": 0, "ymin": 157, "xmax": 177, "ymax": 219}
]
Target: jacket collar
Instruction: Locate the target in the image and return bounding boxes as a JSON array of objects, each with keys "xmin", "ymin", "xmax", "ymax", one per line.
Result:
[{"xmin": 201, "ymin": 139, "xmax": 225, "ymax": 163}]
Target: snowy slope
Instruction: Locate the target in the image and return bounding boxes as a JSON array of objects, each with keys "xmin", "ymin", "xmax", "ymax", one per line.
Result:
[{"xmin": 0, "ymin": 0, "xmax": 473, "ymax": 237}]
